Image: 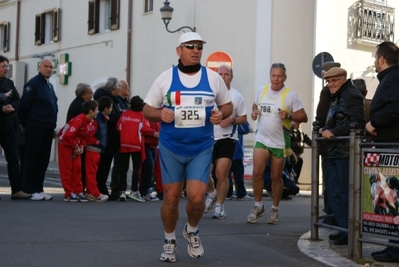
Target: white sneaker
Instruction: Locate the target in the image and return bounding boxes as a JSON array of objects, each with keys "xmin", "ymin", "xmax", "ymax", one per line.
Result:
[
  {"xmin": 204, "ymin": 193, "xmax": 217, "ymax": 213},
  {"xmin": 247, "ymin": 205, "xmax": 266, "ymax": 223},
  {"xmin": 31, "ymin": 192, "xmax": 45, "ymax": 201},
  {"xmin": 237, "ymin": 195, "xmax": 254, "ymax": 201},
  {"xmin": 183, "ymin": 224, "xmax": 204, "ymax": 258},
  {"xmin": 40, "ymin": 192, "xmax": 53, "ymax": 201},
  {"xmin": 267, "ymin": 208, "xmax": 279, "ymax": 224},
  {"xmin": 212, "ymin": 205, "xmax": 226, "ymax": 219},
  {"xmin": 160, "ymin": 239, "xmax": 177, "ymax": 262}
]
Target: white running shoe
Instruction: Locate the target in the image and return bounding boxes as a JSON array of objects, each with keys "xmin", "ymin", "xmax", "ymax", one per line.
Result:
[
  {"xmin": 212, "ymin": 205, "xmax": 226, "ymax": 219},
  {"xmin": 267, "ymin": 208, "xmax": 279, "ymax": 224},
  {"xmin": 247, "ymin": 205, "xmax": 266, "ymax": 223},
  {"xmin": 237, "ymin": 195, "xmax": 254, "ymax": 201},
  {"xmin": 160, "ymin": 239, "xmax": 177, "ymax": 262},
  {"xmin": 31, "ymin": 192, "xmax": 45, "ymax": 201},
  {"xmin": 40, "ymin": 192, "xmax": 52, "ymax": 201},
  {"xmin": 204, "ymin": 193, "xmax": 217, "ymax": 213},
  {"xmin": 183, "ymin": 224, "xmax": 204, "ymax": 258}
]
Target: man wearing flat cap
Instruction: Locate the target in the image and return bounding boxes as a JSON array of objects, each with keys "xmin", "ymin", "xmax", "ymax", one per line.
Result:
[
  {"xmin": 315, "ymin": 61, "xmax": 341, "ymax": 226},
  {"xmin": 144, "ymin": 32, "xmax": 232, "ymax": 262},
  {"xmin": 320, "ymin": 66, "xmax": 366, "ymax": 246}
]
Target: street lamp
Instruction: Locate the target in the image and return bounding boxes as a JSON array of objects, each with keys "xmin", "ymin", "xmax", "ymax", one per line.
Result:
[{"xmin": 160, "ymin": 0, "xmax": 196, "ymax": 33}]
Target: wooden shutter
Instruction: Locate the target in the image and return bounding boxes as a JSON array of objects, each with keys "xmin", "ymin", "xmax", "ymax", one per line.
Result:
[
  {"xmin": 2, "ymin": 22, "xmax": 9, "ymax": 52},
  {"xmin": 110, "ymin": 0, "xmax": 120, "ymax": 30},
  {"xmin": 34, "ymin": 13, "xmax": 45, "ymax": 46},
  {"xmin": 52, "ymin": 8, "xmax": 60, "ymax": 42},
  {"xmin": 88, "ymin": 0, "xmax": 99, "ymax": 35}
]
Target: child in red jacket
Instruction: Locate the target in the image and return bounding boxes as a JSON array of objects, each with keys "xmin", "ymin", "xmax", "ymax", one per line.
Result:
[
  {"xmin": 115, "ymin": 95, "xmax": 153, "ymax": 202},
  {"xmin": 57, "ymin": 100, "xmax": 98, "ymax": 202}
]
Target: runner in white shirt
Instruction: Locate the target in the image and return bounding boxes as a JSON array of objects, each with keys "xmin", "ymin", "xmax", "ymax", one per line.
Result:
[
  {"xmin": 204, "ymin": 65, "xmax": 247, "ymax": 219},
  {"xmin": 247, "ymin": 63, "xmax": 308, "ymax": 225}
]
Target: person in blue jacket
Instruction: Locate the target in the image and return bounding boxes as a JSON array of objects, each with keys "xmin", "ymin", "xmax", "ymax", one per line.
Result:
[
  {"xmin": 18, "ymin": 59, "xmax": 58, "ymax": 201},
  {"xmin": 227, "ymin": 121, "xmax": 254, "ymax": 200}
]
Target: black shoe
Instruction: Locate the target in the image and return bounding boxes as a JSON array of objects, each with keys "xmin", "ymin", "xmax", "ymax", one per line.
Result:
[
  {"xmin": 372, "ymin": 248, "xmax": 399, "ymax": 263},
  {"xmin": 333, "ymin": 234, "xmax": 348, "ymax": 246},
  {"xmin": 371, "ymin": 246, "xmax": 393, "ymax": 257},
  {"xmin": 329, "ymin": 232, "xmax": 344, "ymax": 241},
  {"xmin": 108, "ymin": 194, "xmax": 119, "ymax": 201},
  {"xmin": 157, "ymin": 192, "xmax": 163, "ymax": 200}
]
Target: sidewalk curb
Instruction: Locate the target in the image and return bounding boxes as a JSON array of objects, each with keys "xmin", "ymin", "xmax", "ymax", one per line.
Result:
[{"xmin": 298, "ymin": 229, "xmax": 363, "ymax": 267}]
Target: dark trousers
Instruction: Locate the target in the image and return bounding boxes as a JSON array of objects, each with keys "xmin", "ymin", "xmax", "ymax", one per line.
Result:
[
  {"xmin": 140, "ymin": 145, "xmax": 156, "ymax": 196},
  {"xmin": 0, "ymin": 126, "xmax": 21, "ymax": 194},
  {"xmin": 96, "ymin": 151, "xmax": 114, "ymax": 195},
  {"xmin": 322, "ymin": 155, "xmax": 333, "ymax": 215},
  {"xmin": 111, "ymin": 152, "xmax": 141, "ymax": 192},
  {"xmin": 293, "ymin": 157, "xmax": 303, "ymax": 183},
  {"xmin": 327, "ymin": 158, "xmax": 349, "ymax": 229},
  {"xmin": 23, "ymin": 126, "xmax": 54, "ymax": 193},
  {"xmin": 228, "ymin": 159, "xmax": 248, "ymax": 198}
]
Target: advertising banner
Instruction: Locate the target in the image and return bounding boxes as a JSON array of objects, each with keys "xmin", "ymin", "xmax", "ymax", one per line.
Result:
[{"xmin": 362, "ymin": 149, "xmax": 399, "ymax": 241}]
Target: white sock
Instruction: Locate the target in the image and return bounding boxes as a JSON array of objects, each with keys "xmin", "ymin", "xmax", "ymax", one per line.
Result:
[
  {"xmin": 186, "ymin": 223, "xmax": 198, "ymax": 233},
  {"xmin": 209, "ymin": 190, "xmax": 217, "ymax": 198},
  {"xmin": 164, "ymin": 231, "xmax": 176, "ymax": 240},
  {"xmin": 272, "ymin": 205, "xmax": 278, "ymax": 210},
  {"xmin": 255, "ymin": 201, "xmax": 263, "ymax": 208}
]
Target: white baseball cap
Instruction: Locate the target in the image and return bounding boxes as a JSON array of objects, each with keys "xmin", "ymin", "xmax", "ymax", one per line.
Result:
[{"xmin": 177, "ymin": 32, "xmax": 206, "ymax": 47}]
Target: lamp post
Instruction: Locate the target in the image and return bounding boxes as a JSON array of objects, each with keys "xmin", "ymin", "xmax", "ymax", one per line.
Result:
[{"xmin": 160, "ymin": 0, "xmax": 196, "ymax": 33}]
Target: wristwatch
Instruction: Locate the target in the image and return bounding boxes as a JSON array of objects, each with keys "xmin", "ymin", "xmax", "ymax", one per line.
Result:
[
  {"xmin": 232, "ymin": 117, "xmax": 236, "ymax": 125},
  {"xmin": 287, "ymin": 114, "xmax": 292, "ymax": 120}
]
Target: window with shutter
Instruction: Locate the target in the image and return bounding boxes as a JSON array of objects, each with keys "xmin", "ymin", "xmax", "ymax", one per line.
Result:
[
  {"xmin": 88, "ymin": 0, "xmax": 119, "ymax": 35},
  {"xmin": 34, "ymin": 14, "xmax": 43, "ymax": 46},
  {"xmin": 53, "ymin": 8, "xmax": 60, "ymax": 42},
  {"xmin": 34, "ymin": 9, "xmax": 60, "ymax": 46},
  {"xmin": 110, "ymin": 0, "xmax": 119, "ymax": 30},
  {"xmin": 145, "ymin": 0, "xmax": 153, "ymax": 13},
  {"xmin": 88, "ymin": 0, "xmax": 99, "ymax": 35},
  {"xmin": 2, "ymin": 22, "xmax": 9, "ymax": 52}
]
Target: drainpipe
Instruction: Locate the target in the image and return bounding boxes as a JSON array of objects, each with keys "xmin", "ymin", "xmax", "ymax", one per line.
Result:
[
  {"xmin": 126, "ymin": 0, "xmax": 133, "ymax": 87},
  {"xmin": 15, "ymin": 0, "xmax": 21, "ymax": 61}
]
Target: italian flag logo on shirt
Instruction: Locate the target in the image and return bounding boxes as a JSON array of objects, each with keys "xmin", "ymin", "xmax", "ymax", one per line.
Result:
[{"xmin": 167, "ymin": 91, "xmax": 181, "ymax": 106}]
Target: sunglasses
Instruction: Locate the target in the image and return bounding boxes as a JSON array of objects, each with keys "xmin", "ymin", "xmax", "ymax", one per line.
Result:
[{"xmin": 180, "ymin": 43, "xmax": 204, "ymax": 50}]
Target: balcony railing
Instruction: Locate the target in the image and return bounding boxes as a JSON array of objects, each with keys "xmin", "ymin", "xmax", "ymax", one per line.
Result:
[{"xmin": 355, "ymin": 0, "xmax": 395, "ymax": 46}]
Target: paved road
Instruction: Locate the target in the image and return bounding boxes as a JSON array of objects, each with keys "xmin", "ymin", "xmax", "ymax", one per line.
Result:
[{"xmin": 0, "ymin": 169, "xmax": 329, "ymax": 267}]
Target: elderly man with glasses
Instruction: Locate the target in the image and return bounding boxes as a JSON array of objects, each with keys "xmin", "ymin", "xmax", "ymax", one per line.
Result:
[{"xmin": 320, "ymin": 67, "xmax": 366, "ymax": 245}]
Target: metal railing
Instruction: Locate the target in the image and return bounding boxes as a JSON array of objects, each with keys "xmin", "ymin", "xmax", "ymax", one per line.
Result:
[{"xmin": 310, "ymin": 121, "xmax": 399, "ymax": 259}]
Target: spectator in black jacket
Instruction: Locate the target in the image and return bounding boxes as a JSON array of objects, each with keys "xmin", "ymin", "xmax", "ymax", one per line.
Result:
[
  {"xmin": 93, "ymin": 77, "xmax": 122, "ymax": 197},
  {"xmin": 366, "ymin": 41, "xmax": 399, "ymax": 263},
  {"xmin": 109, "ymin": 79, "xmax": 131, "ymax": 201},
  {"xmin": 0, "ymin": 55, "xmax": 31, "ymax": 200},
  {"xmin": 18, "ymin": 59, "xmax": 58, "ymax": 201},
  {"xmin": 320, "ymin": 67, "xmax": 365, "ymax": 246},
  {"xmin": 315, "ymin": 61, "xmax": 341, "ymax": 225},
  {"xmin": 66, "ymin": 83, "xmax": 93, "ymax": 122}
]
